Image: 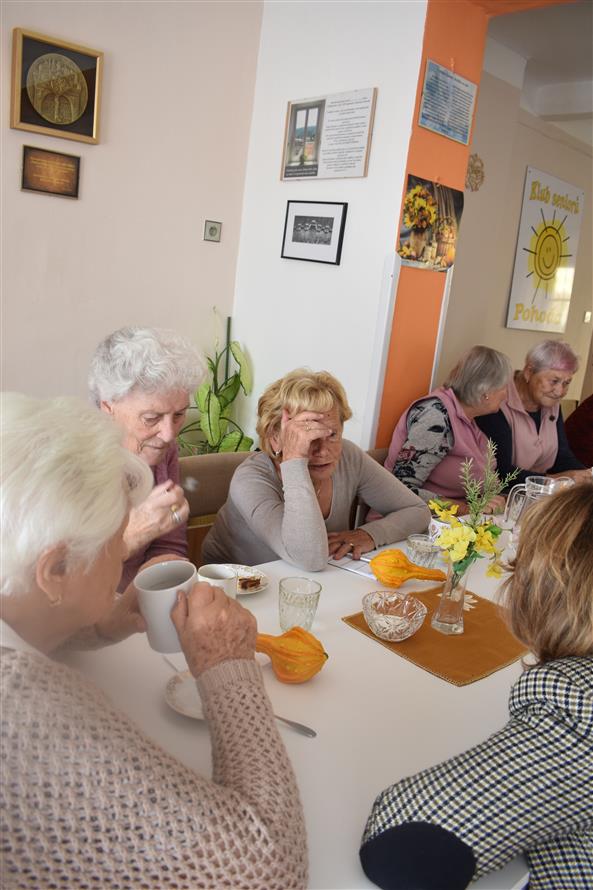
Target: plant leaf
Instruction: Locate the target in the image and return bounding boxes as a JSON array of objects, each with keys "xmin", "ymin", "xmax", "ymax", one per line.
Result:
[
  {"xmin": 195, "ymin": 382, "xmax": 211, "ymax": 413},
  {"xmin": 229, "ymin": 341, "xmax": 253, "ymax": 394},
  {"xmin": 218, "ymin": 374, "xmax": 241, "ymax": 410},
  {"xmin": 219, "ymin": 430, "xmax": 254, "ymax": 453},
  {"xmin": 201, "ymin": 392, "xmax": 222, "ymax": 446}
]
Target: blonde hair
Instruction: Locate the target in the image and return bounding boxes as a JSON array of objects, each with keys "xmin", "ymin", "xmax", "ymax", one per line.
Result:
[
  {"xmin": 256, "ymin": 369, "xmax": 352, "ymax": 456},
  {"xmin": 1, "ymin": 393, "xmax": 153, "ymax": 596},
  {"xmin": 499, "ymin": 486, "xmax": 593, "ymax": 665}
]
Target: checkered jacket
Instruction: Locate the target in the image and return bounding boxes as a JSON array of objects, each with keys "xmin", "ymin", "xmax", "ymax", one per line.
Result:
[{"xmin": 362, "ymin": 656, "xmax": 593, "ymax": 889}]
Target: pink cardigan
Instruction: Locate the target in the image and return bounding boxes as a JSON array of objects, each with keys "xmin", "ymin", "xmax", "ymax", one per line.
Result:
[
  {"xmin": 500, "ymin": 374, "xmax": 558, "ymax": 473},
  {"xmin": 386, "ymin": 387, "xmax": 490, "ymax": 500}
]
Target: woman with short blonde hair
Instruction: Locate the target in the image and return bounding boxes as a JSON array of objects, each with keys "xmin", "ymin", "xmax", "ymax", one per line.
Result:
[
  {"xmin": 361, "ymin": 485, "xmax": 593, "ymax": 889},
  {"xmin": 203, "ymin": 368, "xmax": 429, "ymax": 569}
]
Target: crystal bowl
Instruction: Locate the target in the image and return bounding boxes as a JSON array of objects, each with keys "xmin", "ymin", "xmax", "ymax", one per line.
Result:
[{"xmin": 362, "ymin": 590, "xmax": 427, "ymax": 642}]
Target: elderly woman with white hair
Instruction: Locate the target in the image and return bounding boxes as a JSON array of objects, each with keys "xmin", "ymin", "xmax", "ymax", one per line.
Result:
[
  {"xmin": 476, "ymin": 340, "xmax": 591, "ymax": 485},
  {"xmin": 384, "ymin": 346, "xmax": 512, "ymax": 514},
  {"xmin": 89, "ymin": 326, "xmax": 205, "ymax": 589},
  {"xmin": 0, "ymin": 393, "xmax": 307, "ymax": 889}
]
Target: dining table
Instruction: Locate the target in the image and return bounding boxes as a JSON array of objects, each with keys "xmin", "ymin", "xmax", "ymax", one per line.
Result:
[{"xmin": 62, "ymin": 544, "xmax": 530, "ymax": 890}]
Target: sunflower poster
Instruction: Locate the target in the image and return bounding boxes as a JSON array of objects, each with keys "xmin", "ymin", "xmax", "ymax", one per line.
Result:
[
  {"xmin": 397, "ymin": 175, "xmax": 464, "ymax": 271},
  {"xmin": 506, "ymin": 167, "xmax": 584, "ymax": 333}
]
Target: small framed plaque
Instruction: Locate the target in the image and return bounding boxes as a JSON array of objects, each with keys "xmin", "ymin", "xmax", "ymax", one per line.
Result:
[
  {"xmin": 22, "ymin": 145, "xmax": 80, "ymax": 198},
  {"xmin": 11, "ymin": 28, "xmax": 103, "ymax": 144},
  {"xmin": 281, "ymin": 200, "xmax": 347, "ymax": 265}
]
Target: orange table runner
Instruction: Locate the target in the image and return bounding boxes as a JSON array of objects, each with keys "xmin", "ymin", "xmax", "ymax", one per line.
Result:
[{"xmin": 342, "ymin": 586, "xmax": 527, "ymax": 686}]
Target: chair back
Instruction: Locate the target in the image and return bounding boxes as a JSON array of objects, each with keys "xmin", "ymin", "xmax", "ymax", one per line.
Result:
[
  {"xmin": 366, "ymin": 446, "xmax": 388, "ymax": 466},
  {"xmin": 179, "ymin": 451, "xmax": 251, "ymax": 565}
]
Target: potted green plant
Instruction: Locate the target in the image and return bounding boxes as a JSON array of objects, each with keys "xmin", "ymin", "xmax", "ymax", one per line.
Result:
[{"xmin": 178, "ymin": 315, "xmax": 254, "ymax": 454}]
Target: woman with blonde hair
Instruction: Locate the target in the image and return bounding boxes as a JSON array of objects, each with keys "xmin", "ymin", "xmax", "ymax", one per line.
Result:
[
  {"xmin": 203, "ymin": 369, "xmax": 429, "ymax": 570},
  {"xmin": 360, "ymin": 484, "xmax": 593, "ymax": 889},
  {"xmin": 1, "ymin": 393, "xmax": 307, "ymax": 889}
]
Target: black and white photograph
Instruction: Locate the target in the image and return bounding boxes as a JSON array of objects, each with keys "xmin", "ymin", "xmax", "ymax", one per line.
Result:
[
  {"xmin": 281, "ymin": 200, "xmax": 347, "ymax": 265},
  {"xmin": 292, "ymin": 214, "xmax": 333, "ymax": 245}
]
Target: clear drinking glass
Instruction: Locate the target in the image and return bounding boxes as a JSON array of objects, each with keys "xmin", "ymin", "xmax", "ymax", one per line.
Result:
[
  {"xmin": 406, "ymin": 533, "xmax": 440, "ymax": 568},
  {"xmin": 279, "ymin": 577, "xmax": 322, "ymax": 632}
]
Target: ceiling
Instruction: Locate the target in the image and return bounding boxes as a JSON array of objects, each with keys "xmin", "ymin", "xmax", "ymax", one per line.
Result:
[{"xmin": 488, "ymin": 0, "xmax": 593, "ymax": 144}]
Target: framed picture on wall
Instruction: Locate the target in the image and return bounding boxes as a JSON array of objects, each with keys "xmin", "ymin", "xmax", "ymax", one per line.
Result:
[
  {"xmin": 22, "ymin": 145, "xmax": 81, "ymax": 198},
  {"xmin": 10, "ymin": 28, "xmax": 103, "ymax": 144},
  {"xmin": 281, "ymin": 201, "xmax": 348, "ymax": 265}
]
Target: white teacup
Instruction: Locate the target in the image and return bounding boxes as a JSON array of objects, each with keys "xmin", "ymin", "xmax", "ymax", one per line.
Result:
[
  {"xmin": 197, "ymin": 564, "xmax": 238, "ymax": 599},
  {"xmin": 135, "ymin": 559, "xmax": 197, "ymax": 653}
]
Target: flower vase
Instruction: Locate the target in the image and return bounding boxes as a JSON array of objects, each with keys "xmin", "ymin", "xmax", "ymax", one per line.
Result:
[
  {"xmin": 431, "ymin": 563, "xmax": 467, "ymax": 635},
  {"xmin": 409, "ymin": 228, "xmax": 428, "ymax": 259}
]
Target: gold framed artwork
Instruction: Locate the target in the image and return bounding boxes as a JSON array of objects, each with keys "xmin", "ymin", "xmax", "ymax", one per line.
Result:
[{"xmin": 11, "ymin": 28, "xmax": 103, "ymax": 144}]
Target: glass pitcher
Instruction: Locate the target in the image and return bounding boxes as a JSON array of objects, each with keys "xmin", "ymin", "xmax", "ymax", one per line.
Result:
[{"xmin": 504, "ymin": 475, "xmax": 574, "ymax": 529}]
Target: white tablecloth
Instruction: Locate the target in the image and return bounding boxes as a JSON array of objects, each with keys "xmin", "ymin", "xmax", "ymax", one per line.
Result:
[{"xmin": 63, "ymin": 551, "xmax": 528, "ymax": 890}]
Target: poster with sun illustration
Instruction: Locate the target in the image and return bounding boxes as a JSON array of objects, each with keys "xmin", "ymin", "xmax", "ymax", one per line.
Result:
[{"xmin": 506, "ymin": 167, "xmax": 584, "ymax": 333}]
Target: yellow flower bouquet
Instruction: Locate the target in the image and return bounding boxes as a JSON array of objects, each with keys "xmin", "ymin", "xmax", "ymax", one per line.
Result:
[
  {"xmin": 429, "ymin": 442, "xmax": 517, "ymax": 582},
  {"xmin": 429, "ymin": 442, "xmax": 518, "ymax": 634},
  {"xmin": 402, "ymin": 184, "xmax": 437, "ymax": 232}
]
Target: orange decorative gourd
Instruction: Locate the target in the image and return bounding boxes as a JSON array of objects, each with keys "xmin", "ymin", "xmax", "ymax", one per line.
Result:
[
  {"xmin": 256, "ymin": 627, "xmax": 328, "ymax": 684},
  {"xmin": 370, "ymin": 549, "xmax": 446, "ymax": 588}
]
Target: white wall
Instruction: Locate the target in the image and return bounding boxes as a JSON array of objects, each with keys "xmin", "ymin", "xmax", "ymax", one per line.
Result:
[
  {"xmin": 232, "ymin": 0, "xmax": 427, "ymax": 446},
  {"xmin": 1, "ymin": 0, "xmax": 262, "ymax": 397},
  {"xmin": 435, "ymin": 71, "xmax": 593, "ymax": 401}
]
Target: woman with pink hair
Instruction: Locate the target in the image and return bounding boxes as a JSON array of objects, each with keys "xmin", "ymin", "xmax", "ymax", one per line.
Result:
[{"xmin": 477, "ymin": 340, "xmax": 592, "ymax": 485}]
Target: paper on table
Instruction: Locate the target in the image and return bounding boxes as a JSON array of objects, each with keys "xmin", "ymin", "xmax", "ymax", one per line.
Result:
[{"xmin": 328, "ymin": 542, "xmax": 396, "ymax": 576}]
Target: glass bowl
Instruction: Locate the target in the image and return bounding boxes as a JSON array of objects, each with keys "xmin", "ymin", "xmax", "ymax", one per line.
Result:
[{"xmin": 362, "ymin": 590, "xmax": 427, "ymax": 642}]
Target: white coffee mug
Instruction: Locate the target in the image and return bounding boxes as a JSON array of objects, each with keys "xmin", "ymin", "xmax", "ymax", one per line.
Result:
[
  {"xmin": 197, "ymin": 564, "xmax": 238, "ymax": 599},
  {"xmin": 135, "ymin": 559, "xmax": 197, "ymax": 653}
]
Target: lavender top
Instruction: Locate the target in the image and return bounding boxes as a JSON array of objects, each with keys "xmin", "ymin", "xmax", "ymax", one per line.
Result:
[{"xmin": 118, "ymin": 443, "xmax": 188, "ymax": 591}]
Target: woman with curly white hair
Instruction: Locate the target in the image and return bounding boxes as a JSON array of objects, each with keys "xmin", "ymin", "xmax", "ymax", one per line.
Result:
[
  {"xmin": 0, "ymin": 393, "xmax": 307, "ymax": 889},
  {"xmin": 89, "ymin": 326, "xmax": 205, "ymax": 589}
]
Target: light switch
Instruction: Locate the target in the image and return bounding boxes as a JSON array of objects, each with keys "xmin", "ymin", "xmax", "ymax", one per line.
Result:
[{"xmin": 584, "ymin": 311, "xmax": 592, "ymax": 323}]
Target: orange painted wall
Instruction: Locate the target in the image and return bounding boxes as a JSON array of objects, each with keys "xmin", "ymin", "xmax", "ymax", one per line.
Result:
[
  {"xmin": 374, "ymin": 0, "xmax": 573, "ymax": 447},
  {"xmin": 375, "ymin": 0, "xmax": 489, "ymax": 447}
]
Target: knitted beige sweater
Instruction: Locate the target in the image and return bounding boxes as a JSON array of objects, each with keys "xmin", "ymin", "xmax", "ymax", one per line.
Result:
[{"xmin": 0, "ymin": 648, "xmax": 308, "ymax": 889}]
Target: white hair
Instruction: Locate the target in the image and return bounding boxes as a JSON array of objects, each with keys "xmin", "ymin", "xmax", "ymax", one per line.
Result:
[
  {"xmin": 88, "ymin": 326, "xmax": 206, "ymax": 405},
  {"xmin": 444, "ymin": 345, "xmax": 512, "ymax": 406},
  {"xmin": 525, "ymin": 340, "xmax": 579, "ymax": 375},
  {"xmin": 0, "ymin": 393, "xmax": 153, "ymax": 596}
]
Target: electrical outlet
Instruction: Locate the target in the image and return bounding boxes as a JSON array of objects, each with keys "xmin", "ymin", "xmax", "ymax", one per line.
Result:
[{"xmin": 584, "ymin": 311, "xmax": 592, "ymax": 323}]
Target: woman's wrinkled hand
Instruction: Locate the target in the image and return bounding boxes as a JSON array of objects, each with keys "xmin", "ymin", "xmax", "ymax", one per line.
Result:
[
  {"xmin": 172, "ymin": 583, "xmax": 257, "ymax": 677},
  {"xmin": 274, "ymin": 409, "xmax": 333, "ymax": 461},
  {"xmin": 95, "ymin": 582, "xmax": 147, "ymax": 643},
  {"xmin": 550, "ymin": 469, "xmax": 593, "ymax": 485},
  {"xmin": 123, "ymin": 480, "xmax": 189, "ymax": 558},
  {"xmin": 327, "ymin": 528, "xmax": 376, "ymax": 561}
]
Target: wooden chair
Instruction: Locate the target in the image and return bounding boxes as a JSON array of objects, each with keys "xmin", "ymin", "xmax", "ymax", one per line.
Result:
[{"xmin": 179, "ymin": 451, "xmax": 250, "ymax": 566}]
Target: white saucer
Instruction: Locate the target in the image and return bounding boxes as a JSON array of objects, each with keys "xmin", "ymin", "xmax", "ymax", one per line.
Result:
[
  {"xmin": 226, "ymin": 564, "xmax": 269, "ymax": 595},
  {"xmin": 165, "ymin": 671, "xmax": 204, "ymax": 719}
]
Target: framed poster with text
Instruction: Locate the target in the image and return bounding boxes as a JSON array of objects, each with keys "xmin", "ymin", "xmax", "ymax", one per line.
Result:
[
  {"xmin": 506, "ymin": 167, "xmax": 584, "ymax": 333},
  {"xmin": 281, "ymin": 88, "xmax": 376, "ymax": 180}
]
